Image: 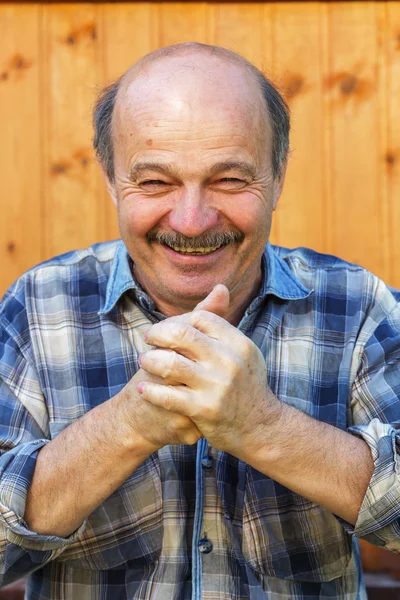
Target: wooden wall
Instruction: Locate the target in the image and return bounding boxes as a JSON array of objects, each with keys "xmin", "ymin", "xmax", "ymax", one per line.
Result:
[{"xmin": 1, "ymin": 1, "xmax": 400, "ymax": 296}]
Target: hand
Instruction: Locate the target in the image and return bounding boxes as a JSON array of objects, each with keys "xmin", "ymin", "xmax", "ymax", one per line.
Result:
[
  {"xmin": 119, "ymin": 368, "xmax": 202, "ymax": 453},
  {"xmin": 138, "ymin": 286, "xmax": 282, "ymax": 458},
  {"xmin": 116, "ymin": 286, "xmax": 228, "ymax": 454}
]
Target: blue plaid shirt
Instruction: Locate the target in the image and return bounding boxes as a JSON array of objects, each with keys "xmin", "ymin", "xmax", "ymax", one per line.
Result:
[{"xmin": 1, "ymin": 240, "xmax": 400, "ymax": 600}]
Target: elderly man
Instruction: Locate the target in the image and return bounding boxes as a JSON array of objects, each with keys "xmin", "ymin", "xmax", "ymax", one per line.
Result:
[{"xmin": 0, "ymin": 42, "xmax": 399, "ymax": 600}]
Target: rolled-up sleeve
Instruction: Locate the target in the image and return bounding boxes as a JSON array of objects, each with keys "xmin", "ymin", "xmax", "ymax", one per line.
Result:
[
  {"xmin": 0, "ymin": 298, "xmax": 85, "ymax": 586},
  {"xmin": 347, "ymin": 292, "xmax": 400, "ymax": 550}
]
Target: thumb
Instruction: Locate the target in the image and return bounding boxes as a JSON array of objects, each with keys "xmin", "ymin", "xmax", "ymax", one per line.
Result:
[{"xmin": 194, "ymin": 284, "xmax": 230, "ymax": 318}]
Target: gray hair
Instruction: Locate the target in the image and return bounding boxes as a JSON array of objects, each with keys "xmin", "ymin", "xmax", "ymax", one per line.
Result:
[{"xmin": 93, "ymin": 43, "xmax": 290, "ymax": 183}]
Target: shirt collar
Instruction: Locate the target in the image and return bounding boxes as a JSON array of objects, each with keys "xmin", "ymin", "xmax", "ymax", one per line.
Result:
[
  {"xmin": 99, "ymin": 240, "xmax": 311, "ymax": 316},
  {"xmin": 260, "ymin": 242, "xmax": 312, "ymax": 301},
  {"xmin": 99, "ymin": 241, "xmax": 149, "ymax": 315}
]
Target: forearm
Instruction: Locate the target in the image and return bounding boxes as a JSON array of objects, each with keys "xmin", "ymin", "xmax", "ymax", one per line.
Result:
[
  {"xmin": 241, "ymin": 399, "xmax": 374, "ymax": 525},
  {"xmin": 24, "ymin": 391, "xmax": 155, "ymax": 538}
]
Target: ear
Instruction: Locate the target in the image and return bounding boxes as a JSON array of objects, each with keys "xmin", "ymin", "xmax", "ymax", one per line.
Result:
[
  {"xmin": 101, "ymin": 166, "xmax": 118, "ymax": 208},
  {"xmin": 272, "ymin": 160, "xmax": 288, "ymax": 211}
]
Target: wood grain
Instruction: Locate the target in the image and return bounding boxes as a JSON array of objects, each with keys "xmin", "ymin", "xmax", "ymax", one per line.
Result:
[
  {"xmin": 273, "ymin": 2, "xmax": 325, "ymax": 253},
  {"xmin": 0, "ymin": 4, "xmax": 42, "ymax": 291},
  {"xmin": 325, "ymin": 2, "xmax": 385, "ymax": 277},
  {"xmin": 386, "ymin": 2, "xmax": 400, "ymax": 288},
  {"xmin": 42, "ymin": 3, "xmax": 104, "ymax": 258},
  {"xmin": 1, "ymin": 1, "xmax": 400, "ymax": 296}
]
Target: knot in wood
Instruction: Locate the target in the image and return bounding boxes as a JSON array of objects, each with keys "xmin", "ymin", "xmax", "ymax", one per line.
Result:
[
  {"xmin": 340, "ymin": 75, "xmax": 358, "ymax": 96},
  {"xmin": 386, "ymin": 152, "xmax": 397, "ymax": 166},
  {"xmin": 285, "ymin": 75, "xmax": 304, "ymax": 100}
]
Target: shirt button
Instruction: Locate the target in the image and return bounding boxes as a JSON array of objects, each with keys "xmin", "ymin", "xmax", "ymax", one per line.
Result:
[
  {"xmin": 201, "ymin": 456, "xmax": 213, "ymax": 469},
  {"xmin": 198, "ymin": 538, "xmax": 213, "ymax": 554}
]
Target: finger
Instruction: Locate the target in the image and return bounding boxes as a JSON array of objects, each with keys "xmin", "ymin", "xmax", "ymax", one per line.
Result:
[
  {"xmin": 139, "ymin": 349, "xmax": 202, "ymax": 387},
  {"xmin": 194, "ymin": 284, "xmax": 230, "ymax": 319},
  {"xmin": 144, "ymin": 320, "xmax": 216, "ymax": 360},
  {"xmin": 138, "ymin": 381, "xmax": 195, "ymax": 417}
]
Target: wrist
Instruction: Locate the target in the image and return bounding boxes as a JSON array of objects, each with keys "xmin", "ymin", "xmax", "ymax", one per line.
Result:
[
  {"xmin": 112, "ymin": 390, "xmax": 160, "ymax": 459},
  {"xmin": 240, "ymin": 393, "xmax": 286, "ymax": 465}
]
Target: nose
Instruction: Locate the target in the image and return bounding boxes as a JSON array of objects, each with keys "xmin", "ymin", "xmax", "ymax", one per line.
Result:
[{"xmin": 168, "ymin": 185, "xmax": 219, "ymax": 237}]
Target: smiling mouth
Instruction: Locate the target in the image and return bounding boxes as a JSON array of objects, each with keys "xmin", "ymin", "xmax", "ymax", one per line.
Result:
[{"xmin": 165, "ymin": 242, "xmax": 226, "ymax": 255}]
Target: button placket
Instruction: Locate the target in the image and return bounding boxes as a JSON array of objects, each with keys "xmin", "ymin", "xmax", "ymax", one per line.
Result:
[{"xmin": 201, "ymin": 444, "xmax": 213, "ymax": 469}]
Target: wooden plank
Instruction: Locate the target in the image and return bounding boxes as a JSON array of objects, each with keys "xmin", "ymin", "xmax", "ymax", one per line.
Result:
[
  {"xmin": 375, "ymin": 1, "xmax": 390, "ymax": 285},
  {"xmin": 324, "ymin": 1, "xmax": 384, "ymax": 277},
  {"xmin": 386, "ymin": 2, "xmax": 400, "ymax": 289},
  {"xmin": 272, "ymin": 2, "xmax": 325, "ymax": 253},
  {"xmin": 0, "ymin": 4, "xmax": 42, "ymax": 295},
  {"xmin": 211, "ymin": 3, "xmax": 264, "ymax": 68},
  {"xmin": 158, "ymin": 3, "xmax": 208, "ymax": 46},
  {"xmin": 1, "ymin": 0, "xmax": 378, "ymax": 4},
  {"xmin": 100, "ymin": 2, "xmax": 158, "ymax": 240},
  {"xmin": 259, "ymin": 3, "xmax": 279, "ymax": 246},
  {"xmin": 42, "ymin": 3, "xmax": 104, "ymax": 259}
]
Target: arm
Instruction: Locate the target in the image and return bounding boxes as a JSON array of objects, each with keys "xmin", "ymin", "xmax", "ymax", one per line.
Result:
[
  {"xmin": 25, "ymin": 367, "xmax": 201, "ymax": 538},
  {"xmin": 24, "ymin": 379, "xmax": 154, "ymax": 538},
  {"xmin": 139, "ymin": 313, "xmax": 373, "ymax": 524},
  {"xmin": 0, "ymin": 363, "xmax": 200, "ymax": 586},
  {"xmin": 138, "ymin": 286, "xmax": 400, "ymax": 539},
  {"xmin": 236, "ymin": 399, "xmax": 374, "ymax": 525}
]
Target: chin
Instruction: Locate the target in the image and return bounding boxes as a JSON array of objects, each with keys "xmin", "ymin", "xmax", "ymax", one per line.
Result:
[{"xmin": 165, "ymin": 282, "xmax": 221, "ymax": 305}]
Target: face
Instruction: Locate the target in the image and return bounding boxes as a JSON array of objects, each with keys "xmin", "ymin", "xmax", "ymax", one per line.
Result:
[{"xmin": 105, "ymin": 54, "xmax": 286, "ymax": 317}]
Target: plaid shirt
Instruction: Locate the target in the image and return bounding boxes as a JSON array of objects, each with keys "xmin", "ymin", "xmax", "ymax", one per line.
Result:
[{"xmin": 1, "ymin": 240, "xmax": 400, "ymax": 600}]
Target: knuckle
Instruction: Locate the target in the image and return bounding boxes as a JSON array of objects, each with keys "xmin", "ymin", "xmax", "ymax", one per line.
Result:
[
  {"xmin": 163, "ymin": 390, "xmax": 179, "ymax": 412},
  {"xmin": 174, "ymin": 414, "xmax": 191, "ymax": 430},
  {"xmin": 184, "ymin": 430, "xmax": 201, "ymax": 445},
  {"xmin": 238, "ymin": 337, "xmax": 253, "ymax": 359},
  {"xmin": 175, "ymin": 324, "xmax": 197, "ymax": 347},
  {"xmin": 160, "ymin": 352, "xmax": 175, "ymax": 380},
  {"xmin": 191, "ymin": 309, "xmax": 208, "ymax": 323},
  {"xmin": 180, "ymin": 356, "xmax": 195, "ymax": 377},
  {"xmin": 170, "ymin": 351, "xmax": 182, "ymax": 372}
]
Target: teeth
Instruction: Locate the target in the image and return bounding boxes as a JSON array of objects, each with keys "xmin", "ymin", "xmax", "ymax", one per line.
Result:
[{"xmin": 169, "ymin": 244, "xmax": 223, "ymax": 254}]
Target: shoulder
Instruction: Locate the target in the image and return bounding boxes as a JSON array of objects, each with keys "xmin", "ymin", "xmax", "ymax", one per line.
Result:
[
  {"xmin": 0, "ymin": 240, "xmax": 120, "ymax": 326},
  {"xmin": 272, "ymin": 245, "xmax": 399, "ymax": 322},
  {"xmin": 273, "ymin": 244, "xmax": 369, "ymax": 274}
]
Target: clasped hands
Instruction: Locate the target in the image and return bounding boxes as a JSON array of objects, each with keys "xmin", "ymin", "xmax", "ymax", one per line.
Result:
[{"xmin": 126, "ymin": 284, "xmax": 282, "ymax": 460}]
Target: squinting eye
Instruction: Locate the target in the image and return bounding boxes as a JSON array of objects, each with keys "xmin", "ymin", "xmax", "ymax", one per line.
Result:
[
  {"xmin": 216, "ymin": 178, "xmax": 247, "ymax": 188},
  {"xmin": 141, "ymin": 180, "xmax": 169, "ymax": 186}
]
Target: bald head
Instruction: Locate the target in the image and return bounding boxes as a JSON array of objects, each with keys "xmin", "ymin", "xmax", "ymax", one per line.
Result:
[{"xmin": 93, "ymin": 42, "xmax": 290, "ymax": 183}]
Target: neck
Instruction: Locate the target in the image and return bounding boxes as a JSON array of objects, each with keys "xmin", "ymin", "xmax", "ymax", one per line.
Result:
[{"xmin": 134, "ymin": 266, "xmax": 262, "ymax": 326}]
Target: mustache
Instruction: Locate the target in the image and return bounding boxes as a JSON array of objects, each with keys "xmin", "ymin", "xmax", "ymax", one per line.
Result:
[{"xmin": 147, "ymin": 229, "xmax": 244, "ymax": 248}]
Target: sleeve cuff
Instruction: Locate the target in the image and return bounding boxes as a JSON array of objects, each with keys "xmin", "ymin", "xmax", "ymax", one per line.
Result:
[
  {"xmin": 0, "ymin": 439, "xmax": 87, "ymax": 551},
  {"xmin": 347, "ymin": 419, "xmax": 400, "ymax": 538}
]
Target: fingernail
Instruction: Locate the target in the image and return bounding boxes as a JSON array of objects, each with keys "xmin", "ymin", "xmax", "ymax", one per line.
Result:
[
  {"xmin": 144, "ymin": 330, "xmax": 149, "ymax": 342},
  {"xmin": 138, "ymin": 383, "xmax": 145, "ymax": 395}
]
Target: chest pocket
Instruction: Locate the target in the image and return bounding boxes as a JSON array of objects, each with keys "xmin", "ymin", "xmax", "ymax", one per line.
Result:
[
  {"xmin": 242, "ymin": 467, "xmax": 352, "ymax": 582},
  {"xmin": 55, "ymin": 453, "xmax": 163, "ymax": 570}
]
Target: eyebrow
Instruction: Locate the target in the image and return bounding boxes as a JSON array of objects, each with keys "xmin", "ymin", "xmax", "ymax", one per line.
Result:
[
  {"xmin": 207, "ymin": 161, "xmax": 257, "ymax": 180},
  {"xmin": 129, "ymin": 160, "xmax": 257, "ymax": 182},
  {"xmin": 129, "ymin": 162, "xmax": 177, "ymax": 181}
]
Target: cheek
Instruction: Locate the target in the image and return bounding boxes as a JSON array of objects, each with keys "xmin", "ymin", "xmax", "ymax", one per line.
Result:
[
  {"xmin": 118, "ymin": 196, "xmax": 170, "ymax": 237},
  {"xmin": 222, "ymin": 196, "xmax": 272, "ymax": 237}
]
